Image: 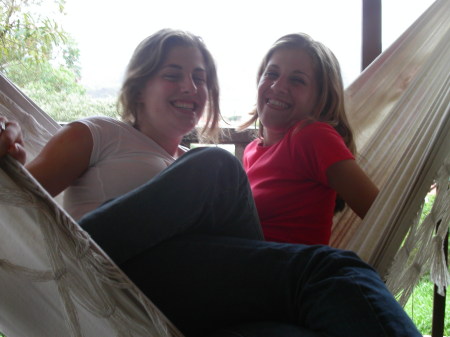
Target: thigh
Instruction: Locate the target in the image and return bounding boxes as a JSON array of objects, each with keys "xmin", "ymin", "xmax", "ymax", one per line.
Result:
[
  {"xmin": 207, "ymin": 321, "xmax": 323, "ymax": 337},
  {"xmin": 121, "ymin": 235, "xmax": 421, "ymax": 337},
  {"xmin": 79, "ymin": 147, "xmax": 263, "ymax": 265},
  {"xmin": 122, "ymin": 235, "xmax": 300, "ymax": 336}
]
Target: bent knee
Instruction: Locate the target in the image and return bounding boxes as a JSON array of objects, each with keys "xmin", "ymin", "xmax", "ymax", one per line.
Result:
[
  {"xmin": 189, "ymin": 146, "xmax": 241, "ymax": 167},
  {"xmin": 304, "ymin": 245, "xmax": 376, "ymax": 276}
]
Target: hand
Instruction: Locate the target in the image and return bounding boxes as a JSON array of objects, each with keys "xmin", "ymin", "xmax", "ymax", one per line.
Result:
[{"xmin": 0, "ymin": 117, "xmax": 26, "ymax": 164}]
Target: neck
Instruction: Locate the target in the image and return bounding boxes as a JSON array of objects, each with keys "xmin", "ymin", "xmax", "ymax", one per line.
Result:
[
  {"xmin": 262, "ymin": 128, "xmax": 286, "ymax": 146},
  {"xmin": 136, "ymin": 124, "xmax": 183, "ymax": 157},
  {"xmin": 155, "ymin": 136, "xmax": 183, "ymax": 157}
]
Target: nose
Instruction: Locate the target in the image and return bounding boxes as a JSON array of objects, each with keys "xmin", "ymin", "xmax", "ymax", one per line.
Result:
[
  {"xmin": 270, "ymin": 77, "xmax": 288, "ymax": 94},
  {"xmin": 181, "ymin": 76, "xmax": 198, "ymax": 94}
]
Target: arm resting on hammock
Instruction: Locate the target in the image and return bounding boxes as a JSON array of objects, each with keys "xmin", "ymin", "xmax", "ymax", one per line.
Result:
[
  {"xmin": 26, "ymin": 122, "xmax": 93, "ymax": 197},
  {"xmin": 327, "ymin": 159, "xmax": 379, "ymax": 219}
]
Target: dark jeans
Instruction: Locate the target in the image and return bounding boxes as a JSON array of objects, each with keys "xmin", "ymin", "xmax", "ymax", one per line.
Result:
[
  {"xmin": 79, "ymin": 147, "xmax": 264, "ymax": 265},
  {"xmin": 79, "ymin": 147, "xmax": 421, "ymax": 337},
  {"xmin": 206, "ymin": 321, "xmax": 322, "ymax": 337},
  {"xmin": 122, "ymin": 235, "xmax": 420, "ymax": 337}
]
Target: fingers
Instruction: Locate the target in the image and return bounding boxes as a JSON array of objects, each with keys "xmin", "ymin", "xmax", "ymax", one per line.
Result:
[
  {"xmin": 0, "ymin": 117, "xmax": 27, "ymax": 164},
  {"xmin": 6, "ymin": 142, "xmax": 27, "ymax": 164}
]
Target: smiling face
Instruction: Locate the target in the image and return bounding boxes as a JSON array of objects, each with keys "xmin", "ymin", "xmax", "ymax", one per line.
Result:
[
  {"xmin": 257, "ymin": 47, "xmax": 319, "ymax": 144},
  {"xmin": 137, "ymin": 45, "xmax": 208, "ymax": 140}
]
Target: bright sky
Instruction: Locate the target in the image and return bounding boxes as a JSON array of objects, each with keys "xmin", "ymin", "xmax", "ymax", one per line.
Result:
[{"xmin": 59, "ymin": 0, "xmax": 435, "ymax": 117}]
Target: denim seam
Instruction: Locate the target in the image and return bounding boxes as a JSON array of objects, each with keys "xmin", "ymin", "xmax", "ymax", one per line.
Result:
[{"xmin": 348, "ymin": 271, "xmax": 389, "ymax": 337}]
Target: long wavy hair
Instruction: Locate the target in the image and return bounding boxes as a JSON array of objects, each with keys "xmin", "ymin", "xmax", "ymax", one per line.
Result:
[
  {"xmin": 239, "ymin": 33, "xmax": 355, "ymax": 154},
  {"xmin": 118, "ymin": 28, "xmax": 222, "ymax": 142},
  {"xmin": 240, "ymin": 33, "xmax": 356, "ymax": 212}
]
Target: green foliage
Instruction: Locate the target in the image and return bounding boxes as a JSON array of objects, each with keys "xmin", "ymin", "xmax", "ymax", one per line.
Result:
[
  {"xmin": 20, "ymin": 84, "xmax": 119, "ymax": 122},
  {"xmin": 405, "ymin": 276, "xmax": 450, "ymax": 335},
  {"xmin": 0, "ymin": 0, "xmax": 73, "ymax": 72},
  {"xmin": 420, "ymin": 193, "xmax": 436, "ymax": 222},
  {"xmin": 1, "ymin": 0, "xmax": 115, "ymax": 122},
  {"xmin": 403, "ymin": 191, "xmax": 448, "ymax": 335},
  {"xmin": 6, "ymin": 61, "xmax": 84, "ymax": 95},
  {"xmin": 1, "ymin": 0, "xmax": 80, "ymax": 90},
  {"xmin": 1, "ymin": 0, "xmax": 81, "ymax": 85}
]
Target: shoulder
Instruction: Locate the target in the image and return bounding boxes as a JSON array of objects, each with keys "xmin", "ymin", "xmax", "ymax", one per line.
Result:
[
  {"xmin": 74, "ymin": 116, "xmax": 129, "ymax": 130},
  {"xmin": 289, "ymin": 121, "xmax": 353, "ymax": 161},
  {"xmin": 243, "ymin": 138, "xmax": 262, "ymax": 158},
  {"xmin": 291, "ymin": 121, "xmax": 339, "ymax": 140},
  {"xmin": 289, "ymin": 121, "xmax": 347, "ymax": 150},
  {"xmin": 243, "ymin": 138, "xmax": 262, "ymax": 169},
  {"xmin": 245, "ymin": 138, "xmax": 261, "ymax": 150},
  {"xmin": 72, "ymin": 116, "xmax": 138, "ymax": 142}
]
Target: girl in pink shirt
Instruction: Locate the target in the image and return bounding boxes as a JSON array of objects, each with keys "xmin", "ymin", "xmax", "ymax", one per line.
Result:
[{"xmin": 241, "ymin": 33, "xmax": 379, "ymax": 245}]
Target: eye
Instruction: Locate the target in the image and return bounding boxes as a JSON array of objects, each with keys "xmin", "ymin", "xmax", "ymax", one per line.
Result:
[
  {"xmin": 264, "ymin": 71, "xmax": 278, "ymax": 79},
  {"xmin": 163, "ymin": 72, "xmax": 182, "ymax": 81},
  {"xmin": 193, "ymin": 76, "xmax": 206, "ymax": 85},
  {"xmin": 290, "ymin": 76, "xmax": 306, "ymax": 85}
]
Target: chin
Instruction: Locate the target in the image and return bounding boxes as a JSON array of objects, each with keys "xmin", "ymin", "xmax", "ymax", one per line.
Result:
[
  {"xmin": 261, "ymin": 117, "xmax": 288, "ymax": 129},
  {"xmin": 180, "ymin": 122, "xmax": 197, "ymax": 135}
]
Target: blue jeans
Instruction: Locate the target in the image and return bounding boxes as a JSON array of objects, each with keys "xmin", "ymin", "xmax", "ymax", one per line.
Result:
[
  {"xmin": 122, "ymin": 235, "xmax": 421, "ymax": 337},
  {"xmin": 206, "ymin": 321, "xmax": 322, "ymax": 337},
  {"xmin": 79, "ymin": 147, "xmax": 421, "ymax": 337},
  {"xmin": 79, "ymin": 147, "xmax": 264, "ymax": 265}
]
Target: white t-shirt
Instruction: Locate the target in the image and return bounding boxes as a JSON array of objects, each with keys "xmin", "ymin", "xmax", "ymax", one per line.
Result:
[{"xmin": 63, "ymin": 116, "xmax": 186, "ymax": 220}]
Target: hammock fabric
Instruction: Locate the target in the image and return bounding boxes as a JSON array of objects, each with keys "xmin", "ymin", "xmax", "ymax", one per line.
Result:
[
  {"xmin": 0, "ymin": 0, "xmax": 449, "ymax": 335},
  {"xmin": 330, "ymin": 0, "xmax": 450, "ymax": 304}
]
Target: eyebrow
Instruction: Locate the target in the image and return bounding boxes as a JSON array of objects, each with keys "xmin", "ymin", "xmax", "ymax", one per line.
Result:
[
  {"xmin": 266, "ymin": 64, "xmax": 311, "ymax": 79},
  {"xmin": 292, "ymin": 70, "xmax": 311, "ymax": 79},
  {"xmin": 162, "ymin": 64, "xmax": 206, "ymax": 73}
]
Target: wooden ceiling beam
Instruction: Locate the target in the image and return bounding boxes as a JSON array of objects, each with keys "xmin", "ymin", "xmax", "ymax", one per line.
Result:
[{"xmin": 362, "ymin": 0, "xmax": 382, "ymax": 70}]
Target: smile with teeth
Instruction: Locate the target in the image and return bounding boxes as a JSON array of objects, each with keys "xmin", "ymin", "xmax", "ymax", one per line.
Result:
[
  {"xmin": 266, "ymin": 98, "xmax": 290, "ymax": 109},
  {"xmin": 172, "ymin": 101, "xmax": 196, "ymax": 111}
]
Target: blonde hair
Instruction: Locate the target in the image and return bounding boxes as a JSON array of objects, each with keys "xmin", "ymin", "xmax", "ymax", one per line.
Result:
[
  {"xmin": 240, "ymin": 33, "xmax": 355, "ymax": 154},
  {"xmin": 118, "ymin": 28, "xmax": 221, "ymax": 142}
]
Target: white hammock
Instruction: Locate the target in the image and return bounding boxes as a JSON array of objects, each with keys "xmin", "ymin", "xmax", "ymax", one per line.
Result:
[
  {"xmin": 330, "ymin": 0, "xmax": 450, "ymax": 304},
  {"xmin": 0, "ymin": 0, "xmax": 449, "ymax": 335}
]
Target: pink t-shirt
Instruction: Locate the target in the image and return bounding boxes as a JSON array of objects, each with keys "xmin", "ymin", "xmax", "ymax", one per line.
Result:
[{"xmin": 243, "ymin": 122, "xmax": 354, "ymax": 245}]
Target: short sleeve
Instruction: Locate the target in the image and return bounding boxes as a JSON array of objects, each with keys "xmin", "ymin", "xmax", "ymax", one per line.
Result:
[{"xmin": 290, "ymin": 122, "xmax": 354, "ymax": 185}]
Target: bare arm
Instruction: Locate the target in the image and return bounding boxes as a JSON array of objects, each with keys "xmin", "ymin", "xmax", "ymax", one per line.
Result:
[
  {"xmin": 26, "ymin": 122, "xmax": 93, "ymax": 197},
  {"xmin": 327, "ymin": 159, "xmax": 379, "ymax": 219}
]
